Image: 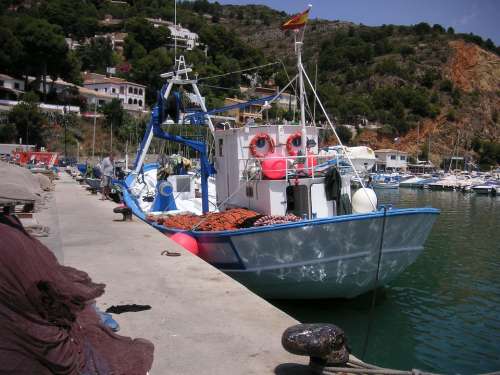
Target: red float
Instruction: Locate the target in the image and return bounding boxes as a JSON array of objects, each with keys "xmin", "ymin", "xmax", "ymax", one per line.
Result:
[
  {"xmin": 170, "ymin": 232, "xmax": 199, "ymax": 255},
  {"xmin": 261, "ymin": 152, "xmax": 287, "ymax": 180}
]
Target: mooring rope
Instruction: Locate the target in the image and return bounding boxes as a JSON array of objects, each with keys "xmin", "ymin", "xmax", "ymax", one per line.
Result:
[{"xmin": 361, "ymin": 206, "xmax": 388, "ymax": 359}]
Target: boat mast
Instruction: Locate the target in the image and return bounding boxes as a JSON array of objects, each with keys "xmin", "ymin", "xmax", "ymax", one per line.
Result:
[{"xmin": 295, "ymin": 19, "xmax": 308, "ymax": 156}]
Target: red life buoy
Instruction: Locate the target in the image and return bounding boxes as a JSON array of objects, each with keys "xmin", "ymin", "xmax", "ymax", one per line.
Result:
[
  {"xmin": 249, "ymin": 133, "xmax": 275, "ymax": 158},
  {"xmin": 286, "ymin": 131, "xmax": 303, "ymax": 156}
]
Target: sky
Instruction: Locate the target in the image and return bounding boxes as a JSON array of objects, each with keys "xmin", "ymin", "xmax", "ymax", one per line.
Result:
[{"xmin": 215, "ymin": 0, "xmax": 500, "ymax": 44}]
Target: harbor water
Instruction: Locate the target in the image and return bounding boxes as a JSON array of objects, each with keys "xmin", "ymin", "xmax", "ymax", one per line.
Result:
[{"xmin": 273, "ymin": 189, "xmax": 500, "ymax": 374}]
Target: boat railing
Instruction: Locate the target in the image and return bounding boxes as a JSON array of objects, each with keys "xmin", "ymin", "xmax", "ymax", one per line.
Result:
[{"xmin": 238, "ymin": 154, "xmax": 352, "ymax": 182}]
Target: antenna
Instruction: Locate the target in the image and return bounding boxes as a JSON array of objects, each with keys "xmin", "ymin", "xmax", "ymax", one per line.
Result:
[{"xmin": 174, "ymin": 0, "xmax": 177, "ymax": 61}]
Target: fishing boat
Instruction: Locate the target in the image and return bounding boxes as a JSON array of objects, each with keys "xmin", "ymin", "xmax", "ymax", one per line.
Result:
[{"xmin": 121, "ymin": 11, "xmax": 439, "ymax": 299}]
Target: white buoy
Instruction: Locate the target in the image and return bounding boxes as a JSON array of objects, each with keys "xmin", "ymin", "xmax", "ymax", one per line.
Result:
[{"xmin": 352, "ymin": 188, "xmax": 378, "ymax": 213}]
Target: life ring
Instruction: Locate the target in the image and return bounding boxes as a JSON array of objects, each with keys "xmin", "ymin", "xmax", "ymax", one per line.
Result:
[
  {"xmin": 286, "ymin": 131, "xmax": 303, "ymax": 156},
  {"xmin": 249, "ymin": 133, "xmax": 275, "ymax": 158}
]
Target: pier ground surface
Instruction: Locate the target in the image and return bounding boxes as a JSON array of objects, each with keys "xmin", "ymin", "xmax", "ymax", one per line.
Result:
[{"xmin": 41, "ymin": 174, "xmax": 308, "ymax": 374}]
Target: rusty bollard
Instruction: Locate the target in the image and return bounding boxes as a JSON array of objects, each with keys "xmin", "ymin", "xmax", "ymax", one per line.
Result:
[{"xmin": 282, "ymin": 323, "xmax": 350, "ymax": 373}]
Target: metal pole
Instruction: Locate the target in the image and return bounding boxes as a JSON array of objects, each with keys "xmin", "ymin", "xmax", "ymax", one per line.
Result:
[
  {"xmin": 110, "ymin": 120, "xmax": 113, "ymax": 152},
  {"xmin": 64, "ymin": 106, "xmax": 67, "ymax": 161},
  {"xmin": 174, "ymin": 0, "xmax": 177, "ymax": 60},
  {"xmin": 92, "ymin": 98, "xmax": 97, "ymax": 160},
  {"xmin": 313, "ymin": 61, "xmax": 318, "ymax": 125},
  {"xmin": 296, "ymin": 36, "xmax": 307, "ymax": 156}
]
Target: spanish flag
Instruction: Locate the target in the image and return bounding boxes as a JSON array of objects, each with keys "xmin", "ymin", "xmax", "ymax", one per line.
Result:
[{"xmin": 280, "ymin": 6, "xmax": 311, "ymax": 30}]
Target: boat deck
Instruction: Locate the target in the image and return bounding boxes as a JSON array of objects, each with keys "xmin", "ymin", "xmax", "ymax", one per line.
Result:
[{"xmin": 36, "ymin": 173, "xmax": 307, "ymax": 374}]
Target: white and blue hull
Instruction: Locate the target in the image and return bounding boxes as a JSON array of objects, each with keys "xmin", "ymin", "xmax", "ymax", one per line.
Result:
[{"xmin": 122, "ymin": 179, "xmax": 438, "ymax": 299}]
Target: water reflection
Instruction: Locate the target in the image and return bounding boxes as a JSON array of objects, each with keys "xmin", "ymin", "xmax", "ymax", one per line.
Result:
[{"xmin": 272, "ymin": 190, "xmax": 500, "ymax": 374}]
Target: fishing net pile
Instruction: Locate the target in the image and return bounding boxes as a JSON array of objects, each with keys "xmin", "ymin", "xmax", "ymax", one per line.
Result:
[
  {"xmin": 0, "ymin": 162, "xmax": 43, "ymax": 203},
  {"xmin": 0, "ymin": 214, "xmax": 154, "ymax": 374},
  {"xmin": 147, "ymin": 208, "xmax": 301, "ymax": 231}
]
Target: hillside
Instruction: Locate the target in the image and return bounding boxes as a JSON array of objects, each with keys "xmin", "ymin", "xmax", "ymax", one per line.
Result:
[
  {"xmin": 213, "ymin": 8, "xmax": 499, "ymax": 166},
  {"xmin": 0, "ymin": 0, "xmax": 498, "ymax": 166}
]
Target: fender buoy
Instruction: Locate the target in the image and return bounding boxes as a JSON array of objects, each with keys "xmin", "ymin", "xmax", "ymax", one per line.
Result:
[
  {"xmin": 250, "ymin": 133, "xmax": 275, "ymax": 158},
  {"xmin": 286, "ymin": 131, "xmax": 303, "ymax": 156},
  {"xmin": 261, "ymin": 152, "xmax": 287, "ymax": 180},
  {"xmin": 170, "ymin": 232, "xmax": 199, "ymax": 255}
]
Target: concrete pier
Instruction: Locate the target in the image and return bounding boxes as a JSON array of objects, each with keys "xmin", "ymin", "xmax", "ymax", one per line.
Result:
[{"xmin": 40, "ymin": 174, "xmax": 308, "ymax": 374}]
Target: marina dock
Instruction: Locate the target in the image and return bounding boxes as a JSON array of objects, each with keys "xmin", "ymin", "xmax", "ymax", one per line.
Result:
[{"xmin": 38, "ymin": 173, "xmax": 307, "ymax": 374}]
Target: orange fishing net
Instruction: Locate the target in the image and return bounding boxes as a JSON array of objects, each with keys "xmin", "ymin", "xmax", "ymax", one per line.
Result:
[{"xmin": 147, "ymin": 208, "xmax": 260, "ymax": 231}]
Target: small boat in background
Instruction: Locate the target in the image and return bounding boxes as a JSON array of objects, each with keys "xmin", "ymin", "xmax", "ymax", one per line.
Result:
[
  {"xmin": 472, "ymin": 181, "xmax": 500, "ymax": 195},
  {"xmin": 372, "ymin": 174, "xmax": 400, "ymax": 189}
]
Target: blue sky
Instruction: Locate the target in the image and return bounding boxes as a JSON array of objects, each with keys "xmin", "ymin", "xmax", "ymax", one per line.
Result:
[{"xmin": 215, "ymin": 0, "xmax": 500, "ymax": 44}]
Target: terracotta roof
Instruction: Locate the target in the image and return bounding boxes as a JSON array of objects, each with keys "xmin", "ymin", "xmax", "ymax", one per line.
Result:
[
  {"xmin": 0, "ymin": 73, "xmax": 18, "ymax": 81},
  {"xmin": 375, "ymin": 149, "xmax": 407, "ymax": 154},
  {"xmin": 83, "ymin": 72, "xmax": 145, "ymax": 87},
  {"xmin": 78, "ymin": 86, "xmax": 115, "ymax": 99}
]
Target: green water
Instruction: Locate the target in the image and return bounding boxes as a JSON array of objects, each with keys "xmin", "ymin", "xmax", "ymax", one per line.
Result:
[{"xmin": 273, "ymin": 189, "xmax": 500, "ymax": 374}]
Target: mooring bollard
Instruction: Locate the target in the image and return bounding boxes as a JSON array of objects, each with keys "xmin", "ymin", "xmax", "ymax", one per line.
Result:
[
  {"xmin": 113, "ymin": 206, "xmax": 132, "ymax": 221},
  {"xmin": 282, "ymin": 323, "xmax": 349, "ymax": 373}
]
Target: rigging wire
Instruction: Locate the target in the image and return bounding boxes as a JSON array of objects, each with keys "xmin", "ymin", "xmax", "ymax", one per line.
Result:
[
  {"xmin": 197, "ymin": 61, "xmax": 281, "ymax": 82},
  {"xmin": 199, "ymin": 83, "xmax": 241, "ymax": 92}
]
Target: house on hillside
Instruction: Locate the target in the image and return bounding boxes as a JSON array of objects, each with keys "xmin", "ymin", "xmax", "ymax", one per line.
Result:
[
  {"xmin": 374, "ymin": 149, "xmax": 408, "ymax": 171},
  {"xmin": 0, "ymin": 74, "xmax": 25, "ymax": 98},
  {"xmin": 146, "ymin": 18, "xmax": 199, "ymax": 50},
  {"xmin": 241, "ymin": 86, "xmax": 297, "ymax": 112},
  {"xmin": 83, "ymin": 73, "xmax": 146, "ymax": 112},
  {"xmin": 223, "ymin": 97, "xmax": 263, "ymax": 125},
  {"xmin": 94, "ymin": 32, "xmax": 127, "ymax": 53}
]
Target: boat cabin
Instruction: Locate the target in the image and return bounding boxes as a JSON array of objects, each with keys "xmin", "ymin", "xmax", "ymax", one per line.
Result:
[{"xmin": 213, "ymin": 124, "xmax": 351, "ymax": 219}]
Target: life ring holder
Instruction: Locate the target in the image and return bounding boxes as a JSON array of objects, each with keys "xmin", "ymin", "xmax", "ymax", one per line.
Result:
[
  {"xmin": 286, "ymin": 131, "xmax": 303, "ymax": 156},
  {"xmin": 249, "ymin": 133, "xmax": 275, "ymax": 158}
]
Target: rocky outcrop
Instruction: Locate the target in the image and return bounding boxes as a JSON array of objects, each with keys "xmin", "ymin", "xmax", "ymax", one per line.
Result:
[{"xmin": 446, "ymin": 40, "xmax": 500, "ymax": 93}]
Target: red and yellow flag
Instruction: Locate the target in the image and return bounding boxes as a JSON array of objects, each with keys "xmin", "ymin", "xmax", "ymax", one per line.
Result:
[{"xmin": 280, "ymin": 7, "xmax": 310, "ymax": 30}]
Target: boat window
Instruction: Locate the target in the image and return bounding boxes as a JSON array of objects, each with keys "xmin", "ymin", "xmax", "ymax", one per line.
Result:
[
  {"xmin": 400, "ymin": 155, "xmax": 406, "ymax": 160},
  {"xmin": 391, "ymin": 155, "xmax": 396, "ymax": 160},
  {"xmin": 218, "ymin": 139, "xmax": 223, "ymax": 157},
  {"xmin": 245, "ymin": 185, "xmax": 253, "ymax": 197}
]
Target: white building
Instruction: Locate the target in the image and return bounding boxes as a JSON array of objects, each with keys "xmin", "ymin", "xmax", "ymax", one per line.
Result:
[
  {"xmin": 83, "ymin": 73, "xmax": 146, "ymax": 112},
  {"xmin": 374, "ymin": 149, "xmax": 408, "ymax": 171},
  {"xmin": 0, "ymin": 74, "xmax": 25, "ymax": 95},
  {"xmin": 147, "ymin": 18, "xmax": 199, "ymax": 50}
]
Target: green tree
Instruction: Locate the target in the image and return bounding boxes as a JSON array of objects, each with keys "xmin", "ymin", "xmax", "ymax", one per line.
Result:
[
  {"xmin": 124, "ymin": 17, "xmax": 171, "ymax": 53},
  {"xmin": 0, "ymin": 123, "xmax": 17, "ymax": 143},
  {"xmin": 334, "ymin": 125, "xmax": 352, "ymax": 145},
  {"xmin": 16, "ymin": 17, "xmax": 69, "ymax": 97},
  {"xmin": 77, "ymin": 38, "xmax": 114, "ymax": 73},
  {"xmin": 102, "ymin": 98, "xmax": 124, "ymax": 130},
  {"xmin": 0, "ymin": 25, "xmax": 23, "ymax": 75},
  {"xmin": 8, "ymin": 93, "xmax": 46, "ymax": 146},
  {"xmin": 128, "ymin": 47, "xmax": 175, "ymax": 105}
]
